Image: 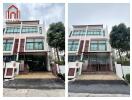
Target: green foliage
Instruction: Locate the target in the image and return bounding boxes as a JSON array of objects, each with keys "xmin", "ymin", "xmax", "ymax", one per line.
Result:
[
  {"xmin": 55, "ymin": 60, "xmax": 65, "ymax": 65},
  {"xmin": 110, "ymin": 23, "xmax": 130, "ymax": 52},
  {"xmin": 47, "ymin": 22, "xmax": 65, "ymax": 50},
  {"xmin": 57, "ymin": 73, "xmax": 65, "ymax": 81},
  {"xmin": 117, "ymin": 60, "xmax": 130, "ymax": 66},
  {"xmin": 125, "ymin": 74, "xmax": 130, "ymax": 83},
  {"xmin": 47, "ymin": 22, "xmax": 65, "ymax": 61}
]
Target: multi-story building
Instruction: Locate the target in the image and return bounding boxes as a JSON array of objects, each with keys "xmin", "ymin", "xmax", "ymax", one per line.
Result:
[
  {"xmin": 3, "ymin": 5, "xmax": 50, "ymax": 73},
  {"xmin": 68, "ymin": 25, "xmax": 113, "ymax": 78}
]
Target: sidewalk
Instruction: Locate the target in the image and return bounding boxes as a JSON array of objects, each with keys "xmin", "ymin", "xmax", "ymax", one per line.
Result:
[
  {"xmin": 69, "ymin": 93, "xmax": 129, "ymax": 97},
  {"xmin": 4, "ymin": 88, "xmax": 65, "ymax": 97}
]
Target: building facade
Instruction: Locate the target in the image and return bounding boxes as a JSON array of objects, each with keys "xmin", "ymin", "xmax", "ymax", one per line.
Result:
[
  {"xmin": 3, "ymin": 5, "xmax": 50, "ymax": 73},
  {"xmin": 68, "ymin": 25, "xmax": 113, "ymax": 78}
]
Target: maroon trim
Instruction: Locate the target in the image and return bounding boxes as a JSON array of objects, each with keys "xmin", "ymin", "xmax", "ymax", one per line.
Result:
[
  {"xmin": 19, "ymin": 39, "xmax": 25, "ymax": 52},
  {"xmin": 8, "ymin": 5, "xmax": 18, "ymax": 10},
  {"xmin": 6, "ymin": 68, "xmax": 13, "ymax": 76},
  {"xmin": 10, "ymin": 12, "xmax": 16, "ymax": 19},
  {"xmin": 68, "ymin": 68, "xmax": 75, "ymax": 76},
  {"xmin": 13, "ymin": 39, "xmax": 19, "ymax": 54},
  {"xmin": 84, "ymin": 40, "xmax": 89, "ymax": 52},
  {"xmin": 78, "ymin": 40, "xmax": 84, "ymax": 54}
]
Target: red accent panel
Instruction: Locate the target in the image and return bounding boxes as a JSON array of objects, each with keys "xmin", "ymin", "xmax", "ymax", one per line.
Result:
[
  {"xmin": 19, "ymin": 39, "xmax": 25, "ymax": 52},
  {"xmin": 10, "ymin": 12, "xmax": 16, "ymax": 19},
  {"xmin": 13, "ymin": 39, "xmax": 19, "ymax": 54},
  {"xmin": 8, "ymin": 11, "xmax": 9, "ymax": 19},
  {"xmin": 6, "ymin": 68, "xmax": 13, "ymax": 76},
  {"xmin": 68, "ymin": 68, "xmax": 75, "ymax": 76},
  {"xmin": 84, "ymin": 40, "xmax": 89, "ymax": 52},
  {"xmin": 8, "ymin": 5, "xmax": 18, "ymax": 10},
  {"xmin": 78, "ymin": 40, "xmax": 84, "ymax": 54}
]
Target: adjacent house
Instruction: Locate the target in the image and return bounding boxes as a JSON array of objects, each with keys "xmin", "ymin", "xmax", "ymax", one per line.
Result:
[{"xmin": 68, "ymin": 25, "xmax": 113, "ymax": 79}]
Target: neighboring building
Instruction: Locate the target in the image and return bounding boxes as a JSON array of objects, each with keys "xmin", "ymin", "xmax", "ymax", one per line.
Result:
[
  {"xmin": 3, "ymin": 5, "xmax": 51, "ymax": 74},
  {"xmin": 68, "ymin": 25, "xmax": 113, "ymax": 79}
]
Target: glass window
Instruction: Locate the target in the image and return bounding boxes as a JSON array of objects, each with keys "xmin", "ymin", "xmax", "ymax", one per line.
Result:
[
  {"xmin": 26, "ymin": 38, "xmax": 44, "ymax": 50},
  {"xmin": 5, "ymin": 27, "xmax": 20, "ymax": 34},
  {"xmin": 22, "ymin": 26, "xmax": 38, "ymax": 33},
  {"xmin": 39, "ymin": 27, "xmax": 42, "ymax": 34},
  {"xmin": 72, "ymin": 30, "xmax": 86, "ymax": 36},
  {"xmin": 3, "ymin": 39, "xmax": 13, "ymax": 51},
  {"xmin": 68, "ymin": 40, "xmax": 79, "ymax": 51},
  {"xmin": 90, "ymin": 40, "xmax": 107, "ymax": 51},
  {"xmin": 90, "ymin": 43, "xmax": 98, "ymax": 51},
  {"xmin": 68, "ymin": 55, "xmax": 80, "ymax": 62},
  {"xmin": 86, "ymin": 30, "xmax": 102, "ymax": 36}
]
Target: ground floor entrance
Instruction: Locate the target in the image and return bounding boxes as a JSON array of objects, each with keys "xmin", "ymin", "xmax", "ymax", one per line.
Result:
[
  {"xmin": 19, "ymin": 52, "xmax": 48, "ymax": 72},
  {"xmin": 82, "ymin": 52, "xmax": 112, "ymax": 72},
  {"xmin": 3, "ymin": 52, "xmax": 49, "ymax": 74}
]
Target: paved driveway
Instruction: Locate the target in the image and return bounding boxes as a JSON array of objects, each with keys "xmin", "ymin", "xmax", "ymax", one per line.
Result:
[
  {"xmin": 3, "ymin": 77, "xmax": 65, "ymax": 97},
  {"xmin": 68, "ymin": 80, "xmax": 130, "ymax": 97},
  {"xmin": 4, "ymin": 78, "xmax": 64, "ymax": 89}
]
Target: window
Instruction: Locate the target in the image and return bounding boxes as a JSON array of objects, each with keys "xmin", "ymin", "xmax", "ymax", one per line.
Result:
[
  {"xmin": 68, "ymin": 55, "xmax": 80, "ymax": 62},
  {"xmin": 68, "ymin": 40, "xmax": 79, "ymax": 51},
  {"xmin": 26, "ymin": 38, "xmax": 44, "ymax": 50},
  {"xmin": 88, "ymin": 54, "xmax": 110, "ymax": 65},
  {"xmin": 5, "ymin": 27, "xmax": 20, "ymax": 34},
  {"xmin": 3, "ymin": 39, "xmax": 13, "ymax": 51},
  {"xmin": 86, "ymin": 29, "xmax": 102, "ymax": 36},
  {"xmin": 90, "ymin": 40, "xmax": 107, "ymax": 51},
  {"xmin": 39, "ymin": 27, "xmax": 42, "ymax": 34},
  {"xmin": 22, "ymin": 26, "xmax": 38, "ymax": 33},
  {"xmin": 72, "ymin": 30, "xmax": 86, "ymax": 36}
]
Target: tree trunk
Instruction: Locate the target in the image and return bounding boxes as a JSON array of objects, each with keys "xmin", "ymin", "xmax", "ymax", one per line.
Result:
[
  {"xmin": 118, "ymin": 50, "xmax": 123, "ymax": 64},
  {"xmin": 54, "ymin": 48, "xmax": 56, "ymax": 61},
  {"xmin": 56, "ymin": 48, "xmax": 60, "ymax": 62}
]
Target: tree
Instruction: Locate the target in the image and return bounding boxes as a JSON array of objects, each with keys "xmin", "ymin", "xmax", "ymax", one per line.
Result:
[
  {"xmin": 109, "ymin": 23, "xmax": 130, "ymax": 64},
  {"xmin": 47, "ymin": 22, "xmax": 65, "ymax": 61}
]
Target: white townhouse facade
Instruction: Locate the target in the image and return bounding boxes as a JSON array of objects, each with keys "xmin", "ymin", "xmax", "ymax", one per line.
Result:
[
  {"xmin": 68, "ymin": 25, "xmax": 113, "ymax": 78},
  {"xmin": 3, "ymin": 5, "xmax": 51, "ymax": 74}
]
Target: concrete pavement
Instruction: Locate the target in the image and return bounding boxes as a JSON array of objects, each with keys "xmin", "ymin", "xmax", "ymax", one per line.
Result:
[{"xmin": 4, "ymin": 88, "xmax": 65, "ymax": 97}]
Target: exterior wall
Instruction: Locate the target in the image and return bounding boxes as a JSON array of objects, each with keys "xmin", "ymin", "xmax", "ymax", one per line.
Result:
[
  {"xmin": 68, "ymin": 25, "xmax": 113, "ymax": 77},
  {"xmin": 3, "ymin": 5, "xmax": 51, "ymax": 72},
  {"xmin": 3, "ymin": 21, "xmax": 49, "ymax": 54}
]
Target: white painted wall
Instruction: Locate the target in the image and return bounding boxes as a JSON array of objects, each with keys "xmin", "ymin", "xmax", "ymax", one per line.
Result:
[
  {"xmin": 68, "ymin": 61, "xmax": 82, "ymax": 78},
  {"xmin": 115, "ymin": 62, "xmax": 130, "ymax": 79},
  {"xmin": 58, "ymin": 65, "xmax": 65, "ymax": 74}
]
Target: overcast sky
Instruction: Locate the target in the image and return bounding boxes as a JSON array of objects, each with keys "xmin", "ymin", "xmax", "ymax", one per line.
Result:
[
  {"xmin": 68, "ymin": 3, "xmax": 130, "ymax": 33},
  {"xmin": 3, "ymin": 3, "xmax": 65, "ymax": 30}
]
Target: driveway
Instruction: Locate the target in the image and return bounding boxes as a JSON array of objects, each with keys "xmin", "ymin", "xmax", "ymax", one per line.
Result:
[
  {"xmin": 3, "ymin": 74, "xmax": 65, "ymax": 97},
  {"xmin": 68, "ymin": 80, "xmax": 130, "ymax": 97},
  {"xmin": 4, "ymin": 78, "xmax": 65, "ymax": 89}
]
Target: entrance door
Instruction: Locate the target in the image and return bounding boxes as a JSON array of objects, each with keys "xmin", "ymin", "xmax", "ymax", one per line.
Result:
[
  {"xmin": 25, "ymin": 55, "xmax": 47, "ymax": 72},
  {"xmin": 85, "ymin": 54, "xmax": 110, "ymax": 72}
]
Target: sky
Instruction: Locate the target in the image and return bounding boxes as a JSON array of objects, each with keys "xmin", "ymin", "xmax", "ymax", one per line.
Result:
[
  {"xmin": 3, "ymin": 3, "xmax": 65, "ymax": 30},
  {"xmin": 68, "ymin": 3, "xmax": 130, "ymax": 33}
]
